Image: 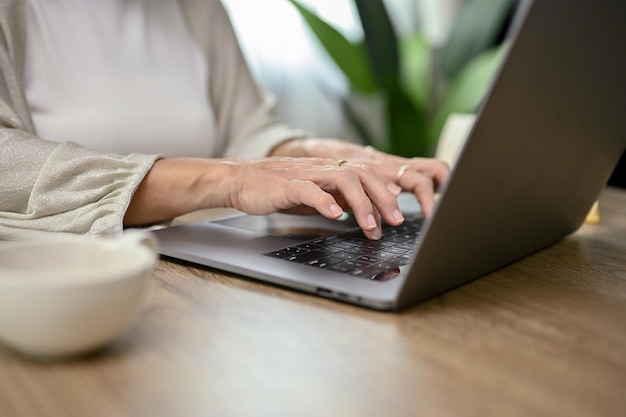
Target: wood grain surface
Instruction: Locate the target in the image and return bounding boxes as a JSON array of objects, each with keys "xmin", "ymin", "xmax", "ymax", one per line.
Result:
[{"xmin": 1, "ymin": 188, "xmax": 625, "ymax": 417}]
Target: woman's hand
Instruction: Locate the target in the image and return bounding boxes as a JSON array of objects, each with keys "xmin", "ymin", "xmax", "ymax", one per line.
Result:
[
  {"xmin": 125, "ymin": 156, "xmax": 405, "ymax": 240},
  {"xmin": 271, "ymin": 138, "xmax": 450, "ymax": 217},
  {"xmin": 126, "ymin": 138, "xmax": 447, "ymax": 239},
  {"xmin": 226, "ymin": 157, "xmax": 405, "ymax": 240}
]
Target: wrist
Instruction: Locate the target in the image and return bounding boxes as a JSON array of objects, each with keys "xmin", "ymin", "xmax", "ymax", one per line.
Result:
[{"xmin": 124, "ymin": 158, "xmax": 243, "ymax": 226}]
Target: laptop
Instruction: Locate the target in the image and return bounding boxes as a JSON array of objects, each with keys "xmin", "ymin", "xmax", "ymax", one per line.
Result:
[{"xmin": 154, "ymin": 0, "xmax": 626, "ymax": 310}]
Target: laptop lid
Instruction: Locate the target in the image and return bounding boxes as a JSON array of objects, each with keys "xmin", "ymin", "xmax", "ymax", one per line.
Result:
[
  {"xmin": 395, "ymin": 0, "xmax": 626, "ymax": 308},
  {"xmin": 154, "ymin": 0, "xmax": 626, "ymax": 311}
]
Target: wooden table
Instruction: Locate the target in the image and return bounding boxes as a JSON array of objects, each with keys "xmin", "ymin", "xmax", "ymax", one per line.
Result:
[{"xmin": 1, "ymin": 187, "xmax": 625, "ymax": 417}]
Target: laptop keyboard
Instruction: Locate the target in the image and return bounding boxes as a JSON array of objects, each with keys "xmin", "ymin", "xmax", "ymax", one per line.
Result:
[{"xmin": 263, "ymin": 217, "xmax": 424, "ymax": 281}]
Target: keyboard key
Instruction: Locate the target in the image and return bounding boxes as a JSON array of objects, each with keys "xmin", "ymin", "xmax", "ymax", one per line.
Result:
[
  {"xmin": 332, "ymin": 252, "xmax": 360, "ymax": 261},
  {"xmin": 329, "ymin": 262, "xmax": 358, "ymax": 273},
  {"xmin": 285, "ymin": 250, "xmax": 325, "ymax": 263},
  {"xmin": 265, "ymin": 247, "xmax": 308, "ymax": 258},
  {"xmin": 306, "ymin": 256, "xmax": 344, "ymax": 268}
]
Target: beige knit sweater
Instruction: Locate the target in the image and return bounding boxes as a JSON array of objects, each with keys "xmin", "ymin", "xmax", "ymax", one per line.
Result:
[{"xmin": 0, "ymin": 0, "xmax": 303, "ymax": 240}]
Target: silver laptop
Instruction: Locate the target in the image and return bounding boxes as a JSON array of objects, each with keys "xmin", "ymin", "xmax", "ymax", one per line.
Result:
[{"xmin": 154, "ymin": 0, "xmax": 626, "ymax": 310}]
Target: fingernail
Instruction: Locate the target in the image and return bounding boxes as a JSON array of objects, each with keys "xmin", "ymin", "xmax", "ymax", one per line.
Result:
[
  {"xmin": 394, "ymin": 209, "xmax": 404, "ymax": 223},
  {"xmin": 372, "ymin": 227, "xmax": 382, "ymax": 240},
  {"xmin": 330, "ymin": 204, "xmax": 343, "ymax": 217},
  {"xmin": 367, "ymin": 214, "xmax": 377, "ymax": 230}
]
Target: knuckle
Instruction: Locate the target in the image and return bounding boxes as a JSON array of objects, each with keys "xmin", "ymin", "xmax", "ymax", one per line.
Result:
[
  {"xmin": 412, "ymin": 176, "xmax": 434, "ymax": 193},
  {"xmin": 426, "ymin": 158, "xmax": 449, "ymax": 172},
  {"xmin": 434, "ymin": 159, "xmax": 450, "ymax": 171},
  {"xmin": 286, "ymin": 180, "xmax": 310, "ymax": 196},
  {"xmin": 352, "ymin": 163, "xmax": 377, "ymax": 178}
]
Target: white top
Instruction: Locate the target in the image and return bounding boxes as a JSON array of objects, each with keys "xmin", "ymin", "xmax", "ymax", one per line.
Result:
[{"xmin": 23, "ymin": 0, "xmax": 217, "ymax": 157}]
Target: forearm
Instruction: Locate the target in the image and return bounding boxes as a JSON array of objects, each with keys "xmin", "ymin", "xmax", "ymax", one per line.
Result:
[{"xmin": 124, "ymin": 158, "xmax": 238, "ymax": 227}]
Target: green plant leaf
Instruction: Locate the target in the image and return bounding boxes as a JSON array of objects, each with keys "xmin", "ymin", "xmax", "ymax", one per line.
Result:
[
  {"xmin": 429, "ymin": 43, "xmax": 508, "ymax": 145},
  {"xmin": 442, "ymin": 0, "xmax": 515, "ymax": 78},
  {"xmin": 287, "ymin": 0, "xmax": 376, "ymax": 93},
  {"xmin": 400, "ymin": 33, "xmax": 432, "ymax": 113},
  {"xmin": 386, "ymin": 87, "xmax": 429, "ymax": 157},
  {"xmin": 353, "ymin": 0, "xmax": 400, "ymax": 92}
]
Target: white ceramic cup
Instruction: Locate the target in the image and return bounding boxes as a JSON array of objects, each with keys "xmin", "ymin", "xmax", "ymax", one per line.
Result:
[{"xmin": 0, "ymin": 231, "xmax": 158, "ymax": 359}]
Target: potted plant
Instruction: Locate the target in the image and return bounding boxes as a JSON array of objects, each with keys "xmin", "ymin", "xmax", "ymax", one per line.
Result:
[{"xmin": 287, "ymin": 0, "xmax": 516, "ymax": 157}]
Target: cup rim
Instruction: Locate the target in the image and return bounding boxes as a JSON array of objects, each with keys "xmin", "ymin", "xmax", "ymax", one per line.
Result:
[{"xmin": 0, "ymin": 238, "xmax": 156, "ymax": 288}]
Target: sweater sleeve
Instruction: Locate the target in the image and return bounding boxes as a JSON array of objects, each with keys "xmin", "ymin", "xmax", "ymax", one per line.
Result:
[
  {"xmin": 1, "ymin": 133, "xmax": 159, "ymax": 240},
  {"xmin": 181, "ymin": 0, "xmax": 308, "ymax": 159},
  {"xmin": 0, "ymin": 1, "xmax": 160, "ymax": 240}
]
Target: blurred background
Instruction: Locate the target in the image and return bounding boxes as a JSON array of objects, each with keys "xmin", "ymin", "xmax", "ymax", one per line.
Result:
[
  {"xmin": 222, "ymin": 0, "xmax": 625, "ymax": 185},
  {"xmin": 223, "ymin": 0, "xmax": 461, "ymax": 142},
  {"xmin": 222, "ymin": 0, "xmax": 513, "ymax": 156}
]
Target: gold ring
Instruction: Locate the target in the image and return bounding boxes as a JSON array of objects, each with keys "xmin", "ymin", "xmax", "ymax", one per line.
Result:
[
  {"xmin": 335, "ymin": 159, "xmax": 348, "ymax": 167},
  {"xmin": 396, "ymin": 164, "xmax": 410, "ymax": 181}
]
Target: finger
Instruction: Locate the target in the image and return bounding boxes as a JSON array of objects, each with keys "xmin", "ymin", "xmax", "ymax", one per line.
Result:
[
  {"xmin": 427, "ymin": 160, "xmax": 450, "ymax": 190},
  {"xmin": 386, "ymin": 181, "xmax": 402, "ymax": 196},
  {"xmin": 411, "ymin": 158, "xmax": 450, "ymax": 191},
  {"xmin": 326, "ymin": 167, "xmax": 382, "ymax": 239},
  {"xmin": 331, "ymin": 164, "xmax": 404, "ymax": 237},
  {"xmin": 329, "ymin": 193, "xmax": 385, "ymax": 241},
  {"xmin": 350, "ymin": 164, "xmax": 405, "ymax": 228},
  {"xmin": 285, "ymin": 181, "xmax": 344, "ymax": 220},
  {"xmin": 308, "ymin": 163, "xmax": 385, "ymax": 239},
  {"xmin": 398, "ymin": 170, "xmax": 436, "ymax": 217}
]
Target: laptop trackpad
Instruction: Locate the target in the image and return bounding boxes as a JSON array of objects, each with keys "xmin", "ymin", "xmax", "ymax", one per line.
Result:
[{"xmin": 214, "ymin": 212, "xmax": 359, "ymax": 241}]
